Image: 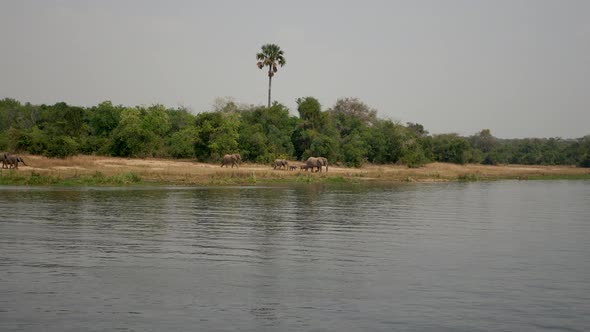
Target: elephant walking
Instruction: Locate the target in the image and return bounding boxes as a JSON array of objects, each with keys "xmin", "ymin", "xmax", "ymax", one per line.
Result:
[
  {"xmin": 221, "ymin": 153, "xmax": 241, "ymax": 168},
  {"xmin": 4, "ymin": 155, "xmax": 27, "ymax": 169},
  {"xmin": 304, "ymin": 156, "xmax": 329, "ymax": 172},
  {"xmin": 273, "ymin": 159, "xmax": 289, "ymax": 170},
  {"xmin": 1, "ymin": 152, "xmax": 9, "ymax": 169}
]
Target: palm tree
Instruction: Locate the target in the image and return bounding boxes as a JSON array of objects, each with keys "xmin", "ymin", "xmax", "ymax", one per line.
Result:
[{"xmin": 256, "ymin": 44, "xmax": 286, "ymax": 108}]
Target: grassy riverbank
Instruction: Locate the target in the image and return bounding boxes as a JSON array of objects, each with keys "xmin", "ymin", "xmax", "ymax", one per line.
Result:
[{"xmin": 1, "ymin": 155, "xmax": 589, "ymax": 186}]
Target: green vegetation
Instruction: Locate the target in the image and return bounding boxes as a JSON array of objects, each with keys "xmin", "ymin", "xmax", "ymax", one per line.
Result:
[
  {"xmin": 0, "ymin": 96, "xmax": 589, "ymax": 168},
  {"xmin": 0, "ymin": 170, "xmax": 142, "ymax": 186}
]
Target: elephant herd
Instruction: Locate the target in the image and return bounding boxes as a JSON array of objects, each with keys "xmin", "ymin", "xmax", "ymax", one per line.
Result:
[
  {"xmin": 221, "ymin": 154, "xmax": 329, "ymax": 172},
  {"xmin": 2, "ymin": 151, "xmax": 328, "ymax": 173},
  {"xmin": 274, "ymin": 157, "xmax": 328, "ymax": 172},
  {"xmin": 1, "ymin": 152, "xmax": 27, "ymax": 170}
]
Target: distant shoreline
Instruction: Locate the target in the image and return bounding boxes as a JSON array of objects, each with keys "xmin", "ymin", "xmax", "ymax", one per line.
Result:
[{"xmin": 1, "ymin": 155, "xmax": 589, "ymax": 186}]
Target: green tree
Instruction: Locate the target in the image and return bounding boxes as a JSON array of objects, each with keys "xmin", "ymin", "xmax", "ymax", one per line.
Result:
[
  {"xmin": 142, "ymin": 104, "xmax": 171, "ymax": 137},
  {"xmin": 167, "ymin": 126, "xmax": 200, "ymax": 158},
  {"xmin": 292, "ymin": 97, "xmax": 338, "ymax": 160},
  {"xmin": 406, "ymin": 122, "xmax": 429, "ymax": 137},
  {"xmin": 430, "ymin": 134, "xmax": 471, "ymax": 164},
  {"xmin": 366, "ymin": 120, "xmax": 405, "ymax": 164},
  {"xmin": 193, "ymin": 112, "xmax": 240, "ymax": 161},
  {"xmin": 307, "ymin": 134, "xmax": 339, "ymax": 161},
  {"xmin": 88, "ymin": 101, "xmax": 122, "ymax": 137},
  {"xmin": 46, "ymin": 136, "xmax": 79, "ymax": 158},
  {"xmin": 577, "ymin": 136, "xmax": 590, "ymax": 167},
  {"xmin": 326, "ymin": 98, "xmax": 378, "ymax": 166},
  {"xmin": 4, "ymin": 126, "xmax": 47, "ymax": 154},
  {"xmin": 470, "ymin": 129, "xmax": 497, "ymax": 153},
  {"xmin": 340, "ymin": 132, "xmax": 366, "ymax": 167},
  {"xmin": 296, "ymin": 97, "xmax": 324, "ymax": 129},
  {"xmin": 41, "ymin": 102, "xmax": 85, "ymax": 137},
  {"xmin": 110, "ymin": 108, "xmax": 155, "ymax": 157},
  {"xmin": 167, "ymin": 107, "xmax": 196, "ymax": 132},
  {"xmin": 256, "ymin": 44, "xmax": 286, "ymax": 108},
  {"xmin": 239, "ymin": 103, "xmax": 295, "ymax": 162}
]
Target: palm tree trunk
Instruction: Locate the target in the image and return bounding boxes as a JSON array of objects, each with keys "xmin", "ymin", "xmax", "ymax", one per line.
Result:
[{"xmin": 268, "ymin": 66, "xmax": 272, "ymax": 108}]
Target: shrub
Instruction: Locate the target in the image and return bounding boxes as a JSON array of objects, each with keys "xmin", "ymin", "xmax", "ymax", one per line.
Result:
[{"xmin": 45, "ymin": 136, "xmax": 79, "ymax": 158}]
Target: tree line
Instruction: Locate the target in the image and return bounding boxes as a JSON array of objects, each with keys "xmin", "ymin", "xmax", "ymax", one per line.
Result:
[{"xmin": 0, "ymin": 97, "xmax": 588, "ymax": 168}]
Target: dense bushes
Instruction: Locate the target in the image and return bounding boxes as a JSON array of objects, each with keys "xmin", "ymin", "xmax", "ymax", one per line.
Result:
[{"xmin": 0, "ymin": 97, "xmax": 588, "ymax": 167}]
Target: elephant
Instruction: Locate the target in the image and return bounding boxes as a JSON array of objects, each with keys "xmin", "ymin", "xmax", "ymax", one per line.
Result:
[
  {"xmin": 304, "ymin": 156, "xmax": 329, "ymax": 172},
  {"xmin": 1, "ymin": 152, "xmax": 9, "ymax": 169},
  {"xmin": 221, "ymin": 153, "xmax": 241, "ymax": 168},
  {"xmin": 318, "ymin": 157, "xmax": 328, "ymax": 172},
  {"xmin": 273, "ymin": 159, "xmax": 289, "ymax": 170},
  {"xmin": 289, "ymin": 165, "xmax": 298, "ymax": 171},
  {"xmin": 5, "ymin": 155, "xmax": 27, "ymax": 169}
]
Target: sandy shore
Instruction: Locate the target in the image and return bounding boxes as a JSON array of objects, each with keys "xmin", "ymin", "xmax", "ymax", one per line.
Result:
[{"xmin": 2, "ymin": 154, "xmax": 588, "ymax": 185}]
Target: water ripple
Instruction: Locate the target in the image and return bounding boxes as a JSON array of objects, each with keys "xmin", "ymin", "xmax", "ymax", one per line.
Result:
[{"xmin": 1, "ymin": 182, "xmax": 589, "ymax": 331}]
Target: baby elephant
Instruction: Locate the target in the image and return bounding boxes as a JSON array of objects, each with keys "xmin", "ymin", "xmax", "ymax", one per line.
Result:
[{"xmin": 289, "ymin": 165, "xmax": 298, "ymax": 171}]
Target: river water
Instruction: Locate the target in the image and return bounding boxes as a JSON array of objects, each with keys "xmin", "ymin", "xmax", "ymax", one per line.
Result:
[{"xmin": 0, "ymin": 181, "xmax": 589, "ymax": 331}]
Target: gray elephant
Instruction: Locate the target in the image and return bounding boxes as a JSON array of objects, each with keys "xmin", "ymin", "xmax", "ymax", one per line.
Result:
[
  {"xmin": 5, "ymin": 155, "xmax": 27, "ymax": 169},
  {"xmin": 318, "ymin": 157, "xmax": 328, "ymax": 172},
  {"xmin": 304, "ymin": 156, "xmax": 329, "ymax": 172},
  {"xmin": 1, "ymin": 152, "xmax": 9, "ymax": 169},
  {"xmin": 273, "ymin": 159, "xmax": 289, "ymax": 170},
  {"xmin": 221, "ymin": 153, "xmax": 241, "ymax": 168}
]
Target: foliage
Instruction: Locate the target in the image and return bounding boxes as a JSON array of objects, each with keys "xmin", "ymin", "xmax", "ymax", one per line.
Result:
[
  {"xmin": 0, "ymin": 97, "xmax": 588, "ymax": 168},
  {"xmin": 45, "ymin": 136, "xmax": 79, "ymax": 158},
  {"xmin": 328, "ymin": 97, "xmax": 378, "ymax": 129},
  {"xmin": 239, "ymin": 103, "xmax": 295, "ymax": 163},
  {"xmin": 365, "ymin": 120, "xmax": 405, "ymax": 164},
  {"xmin": 87, "ymin": 101, "xmax": 122, "ymax": 136},
  {"xmin": 193, "ymin": 111, "xmax": 240, "ymax": 162},
  {"xmin": 109, "ymin": 108, "xmax": 156, "ymax": 157},
  {"xmin": 167, "ymin": 126, "xmax": 200, "ymax": 158},
  {"xmin": 429, "ymin": 134, "xmax": 471, "ymax": 164},
  {"xmin": 256, "ymin": 43, "xmax": 286, "ymax": 107}
]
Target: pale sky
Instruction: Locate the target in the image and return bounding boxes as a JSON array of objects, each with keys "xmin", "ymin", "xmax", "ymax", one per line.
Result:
[{"xmin": 1, "ymin": 0, "xmax": 589, "ymax": 138}]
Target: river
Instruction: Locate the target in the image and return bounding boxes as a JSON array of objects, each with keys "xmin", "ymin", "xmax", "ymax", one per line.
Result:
[{"xmin": 1, "ymin": 181, "xmax": 589, "ymax": 331}]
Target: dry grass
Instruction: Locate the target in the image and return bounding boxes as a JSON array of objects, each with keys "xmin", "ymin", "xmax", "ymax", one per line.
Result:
[{"xmin": 4, "ymin": 154, "xmax": 589, "ymax": 185}]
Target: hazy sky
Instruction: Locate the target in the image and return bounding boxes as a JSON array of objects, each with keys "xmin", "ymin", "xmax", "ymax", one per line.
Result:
[{"xmin": 1, "ymin": 0, "xmax": 589, "ymax": 138}]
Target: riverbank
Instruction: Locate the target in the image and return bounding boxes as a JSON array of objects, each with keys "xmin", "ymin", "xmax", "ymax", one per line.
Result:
[{"xmin": 1, "ymin": 154, "xmax": 589, "ymax": 186}]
